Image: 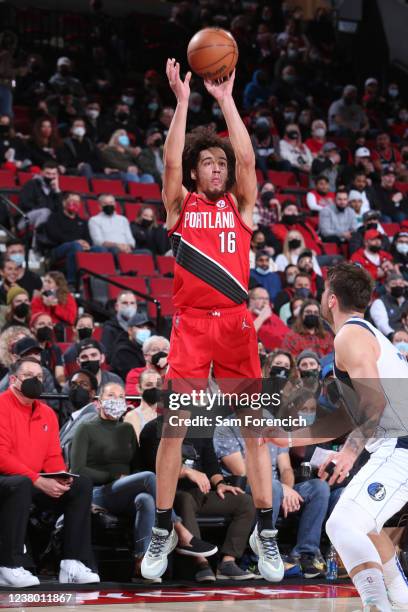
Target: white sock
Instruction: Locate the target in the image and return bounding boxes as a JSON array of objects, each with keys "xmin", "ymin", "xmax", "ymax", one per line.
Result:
[
  {"xmin": 383, "ymin": 555, "xmax": 408, "ymax": 604},
  {"xmin": 352, "ymin": 568, "xmax": 392, "ymax": 611}
]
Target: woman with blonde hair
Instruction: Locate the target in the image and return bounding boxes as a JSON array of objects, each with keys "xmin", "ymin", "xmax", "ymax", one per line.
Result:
[
  {"xmin": 101, "ymin": 129, "xmax": 154, "ymax": 183},
  {"xmin": 275, "ymin": 230, "xmax": 321, "ymax": 274}
]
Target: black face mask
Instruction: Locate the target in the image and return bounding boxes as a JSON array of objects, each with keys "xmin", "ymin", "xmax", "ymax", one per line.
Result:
[
  {"xmin": 43, "ymin": 176, "xmax": 53, "ymax": 185},
  {"xmin": 103, "ymin": 205, "xmax": 115, "ymax": 216},
  {"xmin": 116, "ymin": 111, "xmax": 129, "ymax": 122},
  {"xmin": 36, "ymin": 326, "xmax": 53, "ymax": 343},
  {"xmin": 77, "ymin": 327, "xmax": 93, "ymax": 340},
  {"xmin": 366, "ymin": 222, "xmax": 378, "ymax": 231},
  {"xmin": 336, "ymin": 205, "xmax": 346, "ymax": 213},
  {"xmin": 300, "ymin": 369, "xmax": 319, "ymax": 379},
  {"xmin": 288, "ymin": 238, "xmax": 301, "ymax": 249},
  {"xmin": 142, "ymin": 387, "xmax": 160, "ymax": 405},
  {"xmin": 270, "ymin": 365, "xmax": 290, "ymax": 379},
  {"xmin": 152, "ymin": 137, "xmax": 163, "ymax": 147},
  {"xmin": 140, "ymin": 218, "xmax": 153, "ymax": 228},
  {"xmin": 255, "ymin": 241, "xmax": 266, "ymax": 249},
  {"xmin": 80, "ymin": 359, "xmax": 100, "ymax": 375},
  {"xmin": 68, "ymin": 385, "xmax": 91, "ymax": 410},
  {"xmin": 286, "ymin": 130, "xmax": 299, "ymax": 140},
  {"xmin": 391, "ymin": 286, "xmax": 405, "ymax": 298},
  {"xmin": 368, "ymin": 245, "xmax": 381, "ymax": 253},
  {"xmin": 261, "ymin": 191, "xmax": 275, "ymax": 206},
  {"xmin": 282, "ymin": 214, "xmax": 298, "ymax": 226},
  {"xmin": 14, "ymin": 303, "xmax": 29, "ymax": 318},
  {"xmin": 0, "ymin": 125, "xmax": 10, "ymax": 135},
  {"xmin": 303, "ymin": 314, "xmax": 319, "ymax": 328},
  {"xmin": 151, "ymin": 351, "xmax": 168, "ymax": 366},
  {"xmin": 20, "ymin": 377, "xmax": 43, "ymax": 399}
]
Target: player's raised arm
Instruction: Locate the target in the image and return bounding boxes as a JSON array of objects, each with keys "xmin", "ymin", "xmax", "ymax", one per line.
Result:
[
  {"xmin": 162, "ymin": 59, "xmax": 191, "ymax": 225},
  {"xmin": 204, "ymin": 71, "xmax": 257, "ymax": 224}
]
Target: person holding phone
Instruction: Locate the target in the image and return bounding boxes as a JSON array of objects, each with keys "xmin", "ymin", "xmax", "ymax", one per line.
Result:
[
  {"xmin": 0, "ymin": 356, "xmax": 99, "ymax": 588},
  {"xmin": 31, "ymin": 271, "xmax": 77, "ymax": 328}
]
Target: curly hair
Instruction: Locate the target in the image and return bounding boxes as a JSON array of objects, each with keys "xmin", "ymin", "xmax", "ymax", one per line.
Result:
[
  {"xmin": 182, "ymin": 127, "xmax": 236, "ymax": 192},
  {"xmin": 0, "ymin": 326, "xmax": 33, "ymax": 368}
]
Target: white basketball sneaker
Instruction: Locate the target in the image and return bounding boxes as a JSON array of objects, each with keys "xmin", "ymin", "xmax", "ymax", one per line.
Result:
[
  {"xmin": 59, "ymin": 560, "xmax": 100, "ymax": 584},
  {"xmin": 0, "ymin": 566, "xmax": 39, "ymax": 588},
  {"xmin": 141, "ymin": 527, "xmax": 178, "ymax": 580},
  {"xmin": 249, "ymin": 525, "xmax": 284, "ymax": 582}
]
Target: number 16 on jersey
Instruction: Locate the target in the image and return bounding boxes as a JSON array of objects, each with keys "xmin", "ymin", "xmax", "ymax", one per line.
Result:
[{"xmin": 219, "ymin": 231, "xmax": 236, "ymax": 253}]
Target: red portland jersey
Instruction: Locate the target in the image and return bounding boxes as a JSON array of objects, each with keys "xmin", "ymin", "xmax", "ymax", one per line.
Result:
[{"xmin": 168, "ymin": 192, "xmax": 252, "ymax": 309}]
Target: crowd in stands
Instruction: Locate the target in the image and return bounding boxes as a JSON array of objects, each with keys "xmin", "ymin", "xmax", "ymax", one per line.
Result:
[{"xmin": 0, "ymin": 0, "xmax": 408, "ymax": 587}]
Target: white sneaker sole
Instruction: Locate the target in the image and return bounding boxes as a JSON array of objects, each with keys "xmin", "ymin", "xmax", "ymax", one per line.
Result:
[
  {"xmin": 249, "ymin": 531, "xmax": 284, "ymax": 582},
  {"xmin": 141, "ymin": 531, "xmax": 178, "ymax": 580},
  {"xmin": 216, "ymin": 572, "xmax": 256, "ymax": 581},
  {"xmin": 0, "ymin": 576, "xmax": 40, "ymax": 588},
  {"xmin": 176, "ymin": 545, "xmax": 218, "ymax": 558}
]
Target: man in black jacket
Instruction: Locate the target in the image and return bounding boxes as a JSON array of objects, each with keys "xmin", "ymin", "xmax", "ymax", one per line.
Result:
[
  {"xmin": 110, "ymin": 313, "xmax": 151, "ymax": 381},
  {"xmin": 101, "ymin": 291, "xmax": 138, "ymax": 363},
  {"xmin": 18, "ymin": 161, "xmax": 62, "ymax": 229},
  {"xmin": 372, "ymin": 166, "xmax": 408, "ymax": 223},
  {"xmin": 57, "ymin": 119, "xmax": 105, "ymax": 178},
  {"xmin": 44, "ymin": 192, "xmax": 106, "ymax": 284}
]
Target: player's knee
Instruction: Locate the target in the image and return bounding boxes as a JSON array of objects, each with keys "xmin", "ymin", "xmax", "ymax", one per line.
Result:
[{"xmin": 327, "ymin": 499, "xmax": 376, "ymax": 545}]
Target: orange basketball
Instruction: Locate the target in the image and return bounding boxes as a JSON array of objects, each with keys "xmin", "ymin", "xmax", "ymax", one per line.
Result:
[{"xmin": 187, "ymin": 28, "xmax": 238, "ymax": 81}]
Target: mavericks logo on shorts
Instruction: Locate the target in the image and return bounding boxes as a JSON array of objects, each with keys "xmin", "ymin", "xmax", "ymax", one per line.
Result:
[{"xmin": 367, "ymin": 482, "xmax": 386, "ymax": 501}]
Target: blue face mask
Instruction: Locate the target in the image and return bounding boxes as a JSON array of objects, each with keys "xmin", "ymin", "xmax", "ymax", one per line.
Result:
[
  {"xmin": 134, "ymin": 328, "xmax": 151, "ymax": 345},
  {"xmin": 118, "ymin": 135, "xmax": 130, "ymax": 147},
  {"xmin": 255, "ymin": 266, "xmax": 270, "ymax": 275},
  {"xmin": 298, "ymin": 411, "xmax": 316, "ymax": 426},
  {"xmin": 9, "ymin": 253, "xmax": 24, "ymax": 266},
  {"xmin": 395, "ymin": 342, "xmax": 408, "ymax": 354}
]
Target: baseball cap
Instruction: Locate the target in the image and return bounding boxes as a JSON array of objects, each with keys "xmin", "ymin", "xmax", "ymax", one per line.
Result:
[
  {"xmin": 363, "ymin": 210, "xmax": 380, "ymax": 222},
  {"xmin": 127, "ymin": 313, "xmax": 153, "ymax": 328},
  {"xmin": 383, "ymin": 165, "xmax": 396, "ymax": 175},
  {"xmin": 322, "ymin": 142, "xmax": 337, "ymax": 153},
  {"xmin": 343, "ymin": 84, "xmax": 357, "ymax": 96},
  {"xmin": 355, "ymin": 147, "xmax": 371, "ymax": 158},
  {"xmin": 13, "ymin": 337, "xmax": 41, "ymax": 357},
  {"xmin": 364, "ymin": 229, "xmax": 382, "ymax": 240},
  {"xmin": 76, "ymin": 338, "xmax": 104, "ymax": 356},
  {"xmin": 296, "ymin": 350, "xmax": 320, "ymax": 367},
  {"xmin": 365, "ymin": 77, "xmax": 378, "ymax": 87},
  {"xmin": 57, "ymin": 56, "xmax": 71, "ymax": 67}
]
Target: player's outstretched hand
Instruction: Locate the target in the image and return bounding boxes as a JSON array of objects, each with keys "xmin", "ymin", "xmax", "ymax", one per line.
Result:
[
  {"xmin": 166, "ymin": 58, "xmax": 191, "ymax": 104},
  {"xmin": 204, "ymin": 69, "xmax": 235, "ymax": 102}
]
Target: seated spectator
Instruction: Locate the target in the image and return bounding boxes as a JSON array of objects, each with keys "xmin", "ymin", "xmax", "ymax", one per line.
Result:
[
  {"xmin": 101, "ymin": 291, "xmax": 137, "ymax": 362},
  {"xmin": 392, "ymin": 231, "xmax": 408, "ymax": 280},
  {"xmin": 131, "ymin": 206, "xmax": 170, "ymax": 255},
  {"xmin": 47, "ymin": 89, "xmax": 84, "ymax": 133},
  {"xmin": 100, "ymin": 130, "xmax": 154, "ymax": 184},
  {"xmin": 274, "ymin": 271, "xmax": 312, "ymax": 315},
  {"xmin": 214, "ymin": 422, "xmax": 329, "ymax": 579},
  {"xmin": 371, "ymin": 132, "xmax": 402, "ymax": 175},
  {"xmin": 281, "ymin": 299, "xmax": 334, "ymax": 357},
  {"xmin": 341, "ymin": 151, "xmax": 378, "ymax": 188},
  {"xmin": 369, "ymin": 273, "xmax": 407, "ymax": 338},
  {"xmin": 0, "ymin": 325, "xmax": 31, "ymax": 380},
  {"xmin": 2, "ymin": 286, "xmax": 30, "ymax": 331},
  {"xmin": 279, "ymin": 123, "xmax": 313, "ymax": 175},
  {"xmin": 18, "ymin": 160, "xmax": 62, "ymax": 229},
  {"xmin": 328, "ymin": 84, "xmax": 368, "ymax": 135},
  {"xmin": 4, "ymin": 240, "xmax": 42, "ymax": 299},
  {"xmin": 0, "ymin": 258, "xmax": 20, "ymax": 306},
  {"xmin": 45, "ymin": 192, "xmax": 106, "ymax": 286},
  {"xmin": 31, "ymin": 272, "xmax": 77, "ymax": 329},
  {"xmin": 157, "ymin": 106, "xmax": 175, "ymax": 139},
  {"xmin": 0, "ymin": 356, "xmax": 99, "ymax": 587},
  {"xmin": 350, "ymin": 229, "xmax": 393, "ymax": 281},
  {"xmin": 347, "ymin": 190, "xmax": 369, "ymax": 227},
  {"xmin": 273, "ymin": 201, "xmax": 324, "ymax": 256},
  {"xmin": 140, "ymin": 416, "xmax": 256, "ymax": 582},
  {"xmin": 136, "ymin": 127, "xmax": 164, "ymax": 185},
  {"xmin": 305, "ymin": 119, "xmax": 327, "ymax": 157},
  {"xmin": 310, "ymin": 142, "xmax": 341, "ymax": 192},
  {"xmin": 318, "ymin": 188, "xmax": 358, "ymax": 245},
  {"xmin": 60, "ymin": 369, "xmax": 98, "ymax": 463},
  {"xmin": 125, "ymin": 369, "xmax": 162, "ymax": 440},
  {"xmin": 257, "ymin": 182, "xmax": 281, "ymax": 228},
  {"xmin": 373, "ymin": 166, "xmax": 407, "ymax": 223},
  {"xmin": 249, "ymin": 230, "xmax": 277, "ymax": 270},
  {"xmin": 250, "ymin": 250, "xmax": 282, "ymax": 302},
  {"xmin": 248, "ymin": 287, "xmax": 290, "ymax": 351},
  {"xmin": 29, "ymin": 312, "xmax": 65, "ymax": 387},
  {"xmin": 63, "ymin": 313, "xmax": 96, "ymax": 378},
  {"xmin": 75, "ymin": 338, "xmax": 123, "ymax": 391},
  {"xmin": 84, "ymin": 101, "xmax": 102, "ymax": 143},
  {"xmin": 263, "ymin": 349, "xmax": 296, "ymax": 383},
  {"xmin": 100, "ymin": 102, "xmax": 142, "ymax": 144},
  {"xmin": 0, "ymin": 115, "xmax": 30, "ymax": 173},
  {"xmin": 393, "ymin": 330, "xmax": 408, "ymax": 358},
  {"xmin": 110, "ymin": 313, "xmax": 151, "ymax": 381},
  {"xmin": 281, "ymin": 295, "xmax": 307, "ymax": 327},
  {"xmin": 275, "ymin": 233, "xmax": 321, "ymax": 275},
  {"xmin": 26, "ymin": 117, "xmax": 62, "ymax": 169},
  {"xmin": 296, "ymin": 349, "xmax": 322, "ymax": 395},
  {"xmin": 126, "ymin": 335, "xmax": 170, "ymax": 396},
  {"xmin": 88, "ymin": 194, "xmax": 136, "ymax": 254},
  {"xmin": 243, "ymin": 69, "xmax": 272, "ymax": 110},
  {"xmin": 48, "ymin": 56, "xmax": 85, "ymax": 98},
  {"xmin": 306, "ymin": 175, "xmax": 335, "ymax": 212},
  {"xmin": 57, "ymin": 118, "xmax": 104, "ymax": 178},
  {"xmin": 251, "ymin": 116, "xmax": 289, "ymax": 178},
  {"xmin": 296, "ymin": 250, "xmax": 324, "ymax": 298},
  {"xmin": 348, "ymin": 210, "xmax": 389, "ymax": 256}
]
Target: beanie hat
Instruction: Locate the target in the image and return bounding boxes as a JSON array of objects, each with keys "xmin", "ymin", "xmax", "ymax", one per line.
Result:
[{"xmin": 6, "ymin": 285, "xmax": 29, "ymax": 306}]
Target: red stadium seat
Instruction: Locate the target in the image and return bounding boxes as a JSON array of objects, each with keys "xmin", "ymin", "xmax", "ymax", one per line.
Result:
[
  {"xmin": 148, "ymin": 296, "xmax": 176, "ymax": 318},
  {"xmin": 124, "ymin": 203, "xmax": 143, "ymax": 222},
  {"xmin": 91, "ymin": 178, "xmax": 126, "ymax": 196},
  {"xmin": 395, "ymin": 182, "xmax": 408, "ymax": 193},
  {"xmin": 117, "ymin": 253, "xmax": 156, "ymax": 276},
  {"xmin": 76, "ymin": 252, "xmax": 116, "ymax": 275},
  {"xmin": 150, "ymin": 277, "xmax": 173, "ymax": 296},
  {"xmin": 156, "ymin": 255, "xmax": 175, "ymax": 276},
  {"xmin": 323, "ymin": 242, "xmax": 340, "ymax": 256},
  {"xmin": 59, "ymin": 175, "xmax": 90, "ymax": 193},
  {"xmin": 382, "ymin": 223, "xmax": 400, "ymax": 237},
  {"xmin": 86, "ymin": 199, "xmax": 122, "ymax": 216},
  {"xmin": 107, "ymin": 276, "xmax": 148, "ymax": 300},
  {"xmin": 266, "ymin": 171, "xmax": 297, "ymax": 188},
  {"xmin": 128, "ymin": 183, "xmax": 161, "ymax": 201},
  {"xmin": 0, "ymin": 171, "xmax": 16, "ymax": 188},
  {"xmin": 17, "ymin": 172, "xmax": 35, "ymax": 185}
]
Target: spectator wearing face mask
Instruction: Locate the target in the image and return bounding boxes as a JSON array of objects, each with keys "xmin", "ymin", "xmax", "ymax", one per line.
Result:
[
  {"xmin": 25, "ymin": 117, "xmax": 63, "ymax": 169},
  {"xmin": 75, "ymin": 339, "xmax": 123, "ymax": 391},
  {"xmin": 250, "ymin": 250, "xmax": 282, "ymax": 302},
  {"xmin": 88, "ymin": 194, "xmax": 136, "ymax": 255},
  {"xmin": 296, "ymin": 250, "xmax": 324, "ymax": 298},
  {"xmin": 348, "ymin": 210, "xmax": 389, "ymax": 256},
  {"xmin": 60, "ymin": 369, "xmax": 98, "ymax": 463},
  {"xmin": 130, "ymin": 206, "xmax": 170, "ymax": 256},
  {"xmin": 57, "ymin": 118, "xmax": 104, "ymax": 178},
  {"xmin": 110, "ymin": 313, "xmax": 152, "ymax": 381},
  {"xmin": 48, "ymin": 56, "xmax": 85, "ymax": 97},
  {"xmin": 372, "ymin": 166, "xmax": 407, "ymax": 223},
  {"xmin": 328, "ymin": 85, "xmax": 368, "ymax": 135},
  {"xmin": 0, "ymin": 115, "xmax": 30, "ymax": 172},
  {"xmin": 100, "ymin": 102, "xmax": 141, "ymax": 144},
  {"xmin": 284, "ymin": 296, "xmax": 306, "ymax": 327},
  {"xmin": 341, "ymin": 151, "xmax": 378, "ymax": 188},
  {"xmin": 63, "ymin": 313, "xmax": 96, "ymax": 378},
  {"xmin": 18, "ymin": 161, "xmax": 62, "ymax": 229},
  {"xmin": 248, "ymin": 287, "xmax": 290, "ymax": 351},
  {"xmin": 125, "ymin": 335, "xmax": 170, "ymax": 396},
  {"xmin": 390, "ymin": 107, "xmax": 408, "ymax": 141},
  {"xmin": 4, "ymin": 240, "xmax": 42, "ymax": 299},
  {"xmin": 350, "ymin": 229, "xmax": 393, "ymax": 281},
  {"xmin": 187, "ymin": 92, "xmax": 211, "ymax": 129},
  {"xmin": 257, "ymin": 182, "xmax": 282, "ymax": 228},
  {"xmin": 306, "ymin": 175, "xmax": 335, "ymax": 212},
  {"xmin": 305, "ymin": 120, "xmax": 327, "ymax": 157},
  {"xmin": 84, "ymin": 101, "xmax": 102, "ymax": 143},
  {"xmin": 369, "ymin": 273, "xmax": 407, "ymax": 338},
  {"xmin": 279, "ymin": 123, "xmax": 313, "ymax": 174},
  {"xmin": 311, "ymin": 142, "xmax": 341, "ymax": 192},
  {"xmin": 272, "ymin": 201, "xmax": 324, "ymax": 256},
  {"xmin": 391, "ymin": 232, "xmax": 408, "ymax": 281},
  {"xmin": 251, "ymin": 116, "xmax": 289, "ymax": 178},
  {"xmin": 30, "ymin": 312, "xmax": 64, "ymax": 387},
  {"xmin": 101, "ymin": 291, "xmax": 137, "ymax": 363},
  {"xmin": 274, "ymin": 271, "xmax": 312, "ymax": 316},
  {"xmin": 100, "ymin": 130, "xmax": 154, "ymax": 184},
  {"xmin": 2, "ymin": 286, "xmax": 30, "ymax": 331},
  {"xmin": 135, "ymin": 128, "xmax": 164, "ymax": 185},
  {"xmin": 296, "ymin": 350, "xmax": 322, "ymax": 394},
  {"xmin": 281, "ymin": 299, "xmax": 333, "ymax": 357},
  {"xmin": 371, "ymin": 133, "xmax": 402, "ymax": 175},
  {"xmin": 125, "ymin": 370, "xmax": 162, "ymax": 440},
  {"xmin": 392, "ymin": 330, "xmax": 408, "ymax": 359},
  {"xmin": 318, "ymin": 188, "xmax": 358, "ymax": 245},
  {"xmin": 263, "ymin": 350, "xmax": 296, "ymax": 385},
  {"xmin": 249, "ymin": 230, "xmax": 278, "ymax": 270}
]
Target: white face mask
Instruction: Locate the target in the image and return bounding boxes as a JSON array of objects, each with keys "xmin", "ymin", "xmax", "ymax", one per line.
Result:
[
  {"xmin": 72, "ymin": 126, "xmax": 86, "ymax": 137},
  {"xmin": 314, "ymin": 128, "xmax": 326, "ymax": 138},
  {"xmin": 101, "ymin": 398, "xmax": 127, "ymax": 420},
  {"xmin": 87, "ymin": 109, "xmax": 99, "ymax": 120},
  {"xmin": 396, "ymin": 243, "xmax": 408, "ymax": 256}
]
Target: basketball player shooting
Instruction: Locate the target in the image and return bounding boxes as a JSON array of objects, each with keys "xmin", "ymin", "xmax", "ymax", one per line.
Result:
[
  {"xmin": 141, "ymin": 59, "xmax": 284, "ymax": 582},
  {"xmin": 268, "ymin": 263, "xmax": 408, "ymax": 611}
]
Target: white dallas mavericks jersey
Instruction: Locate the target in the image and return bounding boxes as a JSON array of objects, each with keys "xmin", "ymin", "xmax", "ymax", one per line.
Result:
[{"xmin": 335, "ymin": 316, "xmax": 408, "ymax": 453}]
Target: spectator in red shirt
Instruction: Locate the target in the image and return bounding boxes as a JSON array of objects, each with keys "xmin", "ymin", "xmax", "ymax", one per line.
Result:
[
  {"xmin": 281, "ymin": 299, "xmax": 334, "ymax": 357},
  {"xmin": 305, "ymin": 119, "xmax": 327, "ymax": 157},
  {"xmin": 351, "ymin": 229, "xmax": 393, "ymax": 281},
  {"xmin": 31, "ymin": 271, "xmax": 78, "ymax": 333},
  {"xmin": 272, "ymin": 201, "xmax": 324, "ymax": 256},
  {"xmin": 126, "ymin": 335, "xmax": 169, "ymax": 396},
  {"xmin": 248, "ymin": 287, "xmax": 290, "ymax": 351},
  {"xmin": 0, "ymin": 356, "xmax": 99, "ymax": 587},
  {"xmin": 371, "ymin": 132, "xmax": 402, "ymax": 175}
]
